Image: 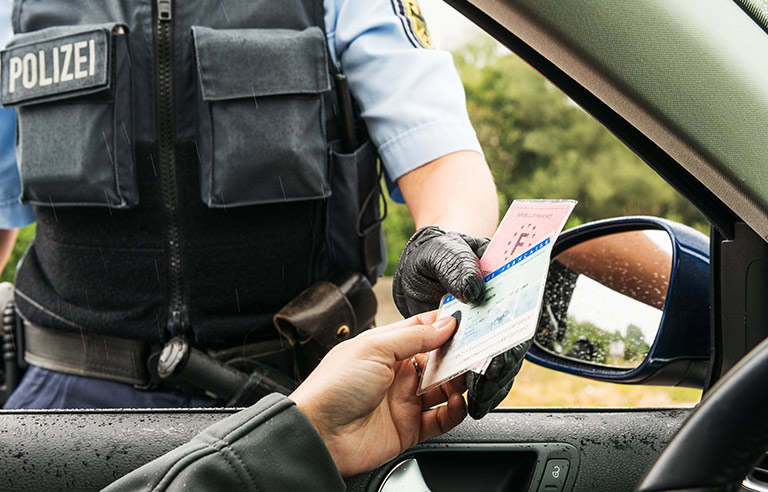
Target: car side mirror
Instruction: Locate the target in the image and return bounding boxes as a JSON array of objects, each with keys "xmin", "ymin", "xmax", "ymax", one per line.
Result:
[{"xmin": 527, "ymin": 217, "xmax": 710, "ymax": 388}]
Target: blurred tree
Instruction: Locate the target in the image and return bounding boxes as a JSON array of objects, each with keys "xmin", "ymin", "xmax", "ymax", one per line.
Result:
[
  {"xmin": 382, "ymin": 193, "xmax": 416, "ymax": 276},
  {"xmin": 454, "ymin": 36, "xmax": 708, "ymax": 232},
  {"xmin": 624, "ymin": 324, "xmax": 651, "ymax": 363},
  {"xmin": 563, "ymin": 316, "xmax": 618, "ymax": 364},
  {"xmin": 0, "ymin": 223, "xmax": 34, "ymax": 283}
]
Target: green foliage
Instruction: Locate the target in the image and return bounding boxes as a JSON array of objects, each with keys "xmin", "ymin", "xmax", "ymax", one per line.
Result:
[
  {"xmin": 562, "ymin": 316, "xmax": 650, "ymax": 366},
  {"xmin": 561, "ymin": 317, "xmax": 616, "ymax": 364},
  {"xmin": 382, "ymin": 193, "xmax": 416, "ymax": 276},
  {"xmin": 623, "ymin": 324, "xmax": 651, "ymax": 363},
  {"xmin": 0, "ymin": 223, "xmax": 35, "ymax": 284},
  {"xmin": 453, "ymin": 36, "xmax": 708, "ymax": 233}
]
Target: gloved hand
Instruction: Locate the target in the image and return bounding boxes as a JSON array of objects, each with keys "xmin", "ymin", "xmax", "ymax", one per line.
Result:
[
  {"xmin": 467, "ymin": 338, "xmax": 533, "ymax": 419},
  {"xmin": 392, "ymin": 226, "xmax": 489, "ymax": 317},
  {"xmin": 392, "ymin": 225, "xmax": 533, "ymax": 420}
]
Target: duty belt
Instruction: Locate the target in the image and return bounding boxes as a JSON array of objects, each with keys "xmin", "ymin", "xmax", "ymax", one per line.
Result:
[
  {"xmin": 24, "ymin": 322, "xmax": 152, "ymax": 386},
  {"xmin": 22, "ymin": 322, "xmax": 297, "ymax": 403},
  {"xmin": 19, "ymin": 271, "xmax": 377, "ymax": 404}
]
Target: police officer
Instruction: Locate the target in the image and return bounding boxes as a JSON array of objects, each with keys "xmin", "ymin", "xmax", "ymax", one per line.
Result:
[{"xmin": 0, "ymin": 0, "xmax": 515, "ymax": 412}]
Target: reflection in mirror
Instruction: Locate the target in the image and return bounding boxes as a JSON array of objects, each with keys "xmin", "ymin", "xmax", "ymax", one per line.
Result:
[{"xmin": 536, "ymin": 229, "xmax": 672, "ymax": 369}]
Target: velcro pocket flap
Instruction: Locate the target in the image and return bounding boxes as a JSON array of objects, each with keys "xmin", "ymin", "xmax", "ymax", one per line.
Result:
[
  {"xmin": 192, "ymin": 26, "xmax": 331, "ymax": 101},
  {"xmin": 192, "ymin": 25, "xmax": 332, "ymax": 207},
  {"xmin": 1, "ymin": 24, "xmax": 119, "ymax": 107}
]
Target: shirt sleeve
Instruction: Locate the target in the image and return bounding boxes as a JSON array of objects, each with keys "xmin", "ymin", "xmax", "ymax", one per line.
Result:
[
  {"xmin": 102, "ymin": 394, "xmax": 345, "ymax": 492},
  {"xmin": 0, "ymin": 106, "xmax": 34, "ymax": 229},
  {"xmin": 325, "ymin": 0, "xmax": 483, "ymax": 185},
  {"xmin": 0, "ymin": 1, "xmax": 33, "ymax": 230}
]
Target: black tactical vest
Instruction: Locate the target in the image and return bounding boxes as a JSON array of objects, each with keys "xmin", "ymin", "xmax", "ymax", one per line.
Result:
[{"xmin": 0, "ymin": 0, "xmax": 384, "ymax": 348}]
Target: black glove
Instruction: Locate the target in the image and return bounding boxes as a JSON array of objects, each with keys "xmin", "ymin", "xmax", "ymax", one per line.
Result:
[
  {"xmin": 467, "ymin": 338, "xmax": 533, "ymax": 419},
  {"xmin": 392, "ymin": 226, "xmax": 489, "ymax": 317},
  {"xmin": 392, "ymin": 225, "xmax": 532, "ymax": 420}
]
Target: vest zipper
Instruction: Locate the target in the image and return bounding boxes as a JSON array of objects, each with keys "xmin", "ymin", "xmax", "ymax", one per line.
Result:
[{"xmin": 154, "ymin": 0, "xmax": 186, "ymax": 336}]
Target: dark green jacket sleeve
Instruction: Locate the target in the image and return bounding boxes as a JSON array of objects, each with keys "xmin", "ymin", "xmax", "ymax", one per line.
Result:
[{"xmin": 103, "ymin": 394, "xmax": 345, "ymax": 491}]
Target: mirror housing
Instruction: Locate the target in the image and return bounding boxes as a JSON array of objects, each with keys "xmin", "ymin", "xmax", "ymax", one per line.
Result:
[{"xmin": 527, "ymin": 217, "xmax": 710, "ymax": 388}]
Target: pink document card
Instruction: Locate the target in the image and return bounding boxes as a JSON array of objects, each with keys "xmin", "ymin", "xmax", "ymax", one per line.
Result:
[{"xmin": 480, "ymin": 200, "xmax": 577, "ymax": 273}]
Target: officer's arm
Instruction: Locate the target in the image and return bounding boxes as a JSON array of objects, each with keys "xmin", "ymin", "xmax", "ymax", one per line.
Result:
[
  {"xmin": 0, "ymin": 228, "xmax": 18, "ymax": 273},
  {"xmin": 390, "ymin": 149, "xmax": 498, "ymax": 316},
  {"xmin": 398, "ymin": 150, "xmax": 498, "ymax": 237}
]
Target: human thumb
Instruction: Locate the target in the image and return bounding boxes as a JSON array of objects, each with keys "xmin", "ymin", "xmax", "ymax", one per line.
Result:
[{"xmin": 373, "ymin": 315, "xmax": 457, "ymax": 362}]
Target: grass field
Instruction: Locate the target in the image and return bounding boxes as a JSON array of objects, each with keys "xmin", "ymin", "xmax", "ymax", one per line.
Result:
[{"xmin": 373, "ymin": 277, "xmax": 701, "ymax": 408}]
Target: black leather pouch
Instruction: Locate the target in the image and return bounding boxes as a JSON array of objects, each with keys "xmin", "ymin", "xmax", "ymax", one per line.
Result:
[{"xmin": 273, "ymin": 271, "xmax": 377, "ymax": 379}]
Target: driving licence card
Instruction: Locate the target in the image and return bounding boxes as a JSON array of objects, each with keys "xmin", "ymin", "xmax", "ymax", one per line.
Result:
[
  {"xmin": 481, "ymin": 199, "xmax": 577, "ymax": 272},
  {"xmin": 472, "ymin": 199, "xmax": 577, "ymax": 373},
  {"xmin": 417, "ymin": 199, "xmax": 576, "ymax": 394}
]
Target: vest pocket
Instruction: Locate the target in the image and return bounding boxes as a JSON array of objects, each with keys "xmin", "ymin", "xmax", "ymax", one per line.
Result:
[
  {"xmin": 326, "ymin": 140, "xmax": 387, "ymax": 283},
  {"xmin": 0, "ymin": 23, "xmax": 136, "ymax": 208},
  {"xmin": 192, "ymin": 26, "xmax": 332, "ymax": 207}
]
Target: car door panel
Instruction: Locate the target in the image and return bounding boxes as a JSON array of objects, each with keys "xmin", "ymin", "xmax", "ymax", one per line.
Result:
[
  {"xmin": 0, "ymin": 408, "xmax": 687, "ymax": 492},
  {"xmin": 353, "ymin": 409, "xmax": 688, "ymax": 492}
]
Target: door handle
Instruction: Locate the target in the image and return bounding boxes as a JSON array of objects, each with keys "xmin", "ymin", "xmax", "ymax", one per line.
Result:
[{"xmin": 378, "ymin": 458, "xmax": 432, "ymax": 492}]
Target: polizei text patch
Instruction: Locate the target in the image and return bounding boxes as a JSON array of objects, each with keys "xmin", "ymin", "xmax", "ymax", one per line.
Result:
[{"xmin": 1, "ymin": 27, "xmax": 110, "ymax": 106}]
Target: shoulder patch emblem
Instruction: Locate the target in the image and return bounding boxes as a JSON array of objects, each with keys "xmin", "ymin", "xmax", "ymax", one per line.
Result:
[{"xmin": 391, "ymin": 0, "xmax": 434, "ymax": 49}]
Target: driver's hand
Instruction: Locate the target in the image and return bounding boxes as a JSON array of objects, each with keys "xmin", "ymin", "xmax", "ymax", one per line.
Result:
[
  {"xmin": 392, "ymin": 226, "xmax": 533, "ymax": 420},
  {"xmin": 290, "ymin": 311, "xmax": 467, "ymax": 477},
  {"xmin": 392, "ymin": 226, "xmax": 489, "ymax": 317}
]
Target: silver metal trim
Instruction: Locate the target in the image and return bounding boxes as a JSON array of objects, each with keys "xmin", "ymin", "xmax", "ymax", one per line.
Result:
[{"xmin": 743, "ymin": 476, "xmax": 768, "ymax": 492}]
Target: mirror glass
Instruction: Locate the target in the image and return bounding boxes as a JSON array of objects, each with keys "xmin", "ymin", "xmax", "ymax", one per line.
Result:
[{"xmin": 535, "ymin": 229, "xmax": 673, "ymax": 369}]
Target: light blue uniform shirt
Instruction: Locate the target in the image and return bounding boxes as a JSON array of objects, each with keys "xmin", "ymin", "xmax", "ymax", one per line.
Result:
[
  {"xmin": 0, "ymin": 0, "xmax": 33, "ymax": 229},
  {"xmin": 0, "ymin": 0, "xmax": 481, "ymax": 228},
  {"xmin": 326, "ymin": 0, "xmax": 482, "ymax": 193}
]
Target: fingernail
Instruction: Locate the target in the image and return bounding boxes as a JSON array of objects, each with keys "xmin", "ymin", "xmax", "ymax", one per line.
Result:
[
  {"xmin": 433, "ymin": 317, "xmax": 455, "ymax": 329},
  {"xmin": 469, "ymin": 281, "xmax": 486, "ymax": 305}
]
